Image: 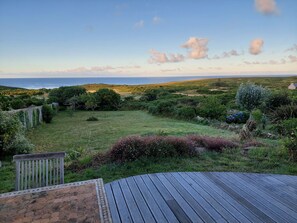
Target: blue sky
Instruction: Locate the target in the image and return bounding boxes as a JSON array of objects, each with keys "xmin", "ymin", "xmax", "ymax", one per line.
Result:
[{"xmin": 0, "ymin": 0, "xmax": 296, "ymax": 77}]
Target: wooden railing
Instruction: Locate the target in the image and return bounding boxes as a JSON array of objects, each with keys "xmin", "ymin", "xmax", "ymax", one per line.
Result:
[{"xmin": 13, "ymin": 152, "xmax": 66, "ymax": 191}]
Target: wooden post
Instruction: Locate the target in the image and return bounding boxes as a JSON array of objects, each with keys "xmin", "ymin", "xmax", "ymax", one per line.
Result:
[{"xmin": 13, "ymin": 152, "xmax": 66, "ymax": 191}]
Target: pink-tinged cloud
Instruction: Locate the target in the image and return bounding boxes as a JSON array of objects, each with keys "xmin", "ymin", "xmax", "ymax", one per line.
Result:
[
  {"xmin": 148, "ymin": 49, "xmax": 184, "ymax": 64},
  {"xmin": 181, "ymin": 37, "xmax": 208, "ymax": 59},
  {"xmin": 255, "ymin": 0, "xmax": 278, "ymax": 15},
  {"xmin": 289, "ymin": 55, "xmax": 297, "ymax": 63},
  {"xmin": 212, "ymin": 50, "xmax": 243, "ymax": 59},
  {"xmin": 134, "ymin": 20, "xmax": 144, "ymax": 28},
  {"xmin": 249, "ymin": 39, "xmax": 264, "ymax": 55},
  {"xmin": 285, "ymin": 44, "xmax": 297, "ymax": 52}
]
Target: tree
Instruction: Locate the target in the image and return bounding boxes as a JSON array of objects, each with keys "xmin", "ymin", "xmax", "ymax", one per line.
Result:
[
  {"xmin": 0, "ymin": 111, "xmax": 33, "ymax": 156},
  {"xmin": 48, "ymin": 86, "xmax": 86, "ymax": 106},
  {"xmin": 94, "ymin": 89, "xmax": 121, "ymax": 110},
  {"xmin": 236, "ymin": 82, "xmax": 269, "ymax": 111}
]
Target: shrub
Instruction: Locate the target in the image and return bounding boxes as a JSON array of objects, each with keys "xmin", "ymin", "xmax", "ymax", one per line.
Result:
[
  {"xmin": 187, "ymin": 135, "xmax": 239, "ymax": 151},
  {"xmin": 175, "ymin": 107, "xmax": 196, "ymax": 120},
  {"xmin": 196, "ymin": 97, "xmax": 226, "ymax": 120},
  {"xmin": 236, "ymin": 82, "xmax": 269, "ymax": 111},
  {"xmin": 0, "ymin": 111, "xmax": 33, "ymax": 156},
  {"xmin": 94, "ymin": 89, "xmax": 121, "ymax": 110},
  {"xmin": 42, "ymin": 105, "xmax": 54, "ymax": 123},
  {"xmin": 266, "ymin": 91, "xmax": 292, "ymax": 109},
  {"xmin": 283, "ymin": 129, "xmax": 297, "ymax": 161},
  {"xmin": 109, "ymin": 135, "xmax": 238, "ymax": 162},
  {"xmin": 226, "ymin": 111, "xmax": 249, "ymax": 124},
  {"xmin": 276, "ymin": 118, "xmax": 297, "ymax": 135},
  {"xmin": 269, "ymin": 104, "xmax": 297, "ymax": 123},
  {"xmin": 86, "ymin": 116, "xmax": 98, "ymax": 121},
  {"xmin": 48, "ymin": 86, "xmax": 86, "ymax": 106},
  {"xmin": 251, "ymin": 109, "xmax": 262, "ymax": 124}
]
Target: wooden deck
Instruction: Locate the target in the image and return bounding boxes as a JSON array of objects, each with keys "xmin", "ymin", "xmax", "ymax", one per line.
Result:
[{"xmin": 105, "ymin": 172, "xmax": 297, "ymax": 223}]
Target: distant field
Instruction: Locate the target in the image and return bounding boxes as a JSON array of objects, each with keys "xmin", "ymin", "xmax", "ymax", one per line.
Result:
[
  {"xmin": 82, "ymin": 76, "xmax": 297, "ymax": 95},
  {"xmin": 27, "ymin": 110, "xmax": 235, "ymax": 153}
]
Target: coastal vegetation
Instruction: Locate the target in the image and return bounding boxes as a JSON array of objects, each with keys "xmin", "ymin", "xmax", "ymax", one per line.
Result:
[{"xmin": 0, "ymin": 76, "xmax": 297, "ymax": 193}]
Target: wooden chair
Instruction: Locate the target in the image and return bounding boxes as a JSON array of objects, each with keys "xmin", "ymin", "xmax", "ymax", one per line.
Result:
[{"xmin": 13, "ymin": 152, "xmax": 66, "ymax": 191}]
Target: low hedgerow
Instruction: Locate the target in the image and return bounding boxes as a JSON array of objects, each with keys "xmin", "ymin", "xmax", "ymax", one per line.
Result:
[
  {"xmin": 187, "ymin": 135, "xmax": 239, "ymax": 151},
  {"xmin": 108, "ymin": 135, "xmax": 239, "ymax": 162}
]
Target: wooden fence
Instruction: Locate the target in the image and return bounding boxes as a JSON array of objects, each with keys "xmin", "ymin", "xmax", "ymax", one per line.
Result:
[{"xmin": 13, "ymin": 152, "xmax": 65, "ymax": 191}]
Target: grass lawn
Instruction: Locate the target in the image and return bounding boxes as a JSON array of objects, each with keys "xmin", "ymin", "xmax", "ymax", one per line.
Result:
[
  {"xmin": 1, "ymin": 110, "xmax": 296, "ymax": 193},
  {"xmin": 27, "ymin": 110, "xmax": 236, "ymax": 153}
]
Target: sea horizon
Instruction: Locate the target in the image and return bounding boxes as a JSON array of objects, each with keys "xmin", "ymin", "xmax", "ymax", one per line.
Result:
[{"xmin": 0, "ymin": 74, "xmax": 295, "ymax": 89}]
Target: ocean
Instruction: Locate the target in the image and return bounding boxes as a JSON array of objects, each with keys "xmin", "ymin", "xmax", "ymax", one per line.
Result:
[
  {"xmin": 0, "ymin": 75, "xmax": 292, "ymax": 89},
  {"xmin": 0, "ymin": 76, "xmax": 212, "ymax": 89}
]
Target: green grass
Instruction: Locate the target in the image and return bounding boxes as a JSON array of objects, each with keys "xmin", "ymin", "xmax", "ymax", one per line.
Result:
[
  {"xmin": 27, "ymin": 110, "xmax": 235, "ymax": 153},
  {"xmin": 1, "ymin": 110, "xmax": 296, "ymax": 194}
]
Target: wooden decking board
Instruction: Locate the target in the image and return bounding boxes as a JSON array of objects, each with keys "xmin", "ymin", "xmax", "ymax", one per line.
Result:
[
  {"xmin": 104, "ymin": 184, "xmax": 121, "ymax": 223},
  {"xmin": 118, "ymin": 179, "xmax": 144, "ymax": 223},
  {"xmin": 221, "ymin": 172, "xmax": 297, "ymax": 222},
  {"xmin": 202, "ymin": 172, "xmax": 276, "ymax": 223},
  {"xmin": 110, "ymin": 181, "xmax": 133, "ymax": 223},
  {"xmin": 164, "ymin": 173, "xmax": 219, "ymax": 223},
  {"xmin": 151, "ymin": 173, "xmax": 204, "ymax": 222},
  {"xmin": 140, "ymin": 175, "xmax": 179, "ymax": 223},
  {"xmin": 171, "ymin": 172, "xmax": 237, "ymax": 223},
  {"xmin": 132, "ymin": 176, "xmax": 169, "ymax": 223},
  {"xmin": 212, "ymin": 172, "xmax": 288, "ymax": 223},
  {"xmin": 126, "ymin": 177, "xmax": 156, "ymax": 223},
  {"xmin": 239, "ymin": 173, "xmax": 297, "ymax": 211},
  {"xmin": 105, "ymin": 172, "xmax": 297, "ymax": 223},
  {"xmin": 182, "ymin": 172, "xmax": 251, "ymax": 223}
]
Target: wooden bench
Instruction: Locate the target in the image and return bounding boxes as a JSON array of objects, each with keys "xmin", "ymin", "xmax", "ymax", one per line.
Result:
[{"xmin": 13, "ymin": 152, "xmax": 66, "ymax": 191}]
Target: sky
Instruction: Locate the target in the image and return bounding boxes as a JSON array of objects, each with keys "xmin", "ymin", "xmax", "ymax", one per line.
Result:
[{"xmin": 0, "ymin": 0, "xmax": 296, "ymax": 78}]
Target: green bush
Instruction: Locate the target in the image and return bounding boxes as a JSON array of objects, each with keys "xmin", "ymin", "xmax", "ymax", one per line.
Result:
[
  {"xmin": 86, "ymin": 116, "xmax": 98, "ymax": 121},
  {"xmin": 266, "ymin": 91, "xmax": 292, "ymax": 109},
  {"xmin": 48, "ymin": 86, "xmax": 86, "ymax": 106},
  {"xmin": 94, "ymin": 89, "xmax": 121, "ymax": 110},
  {"xmin": 196, "ymin": 97, "xmax": 226, "ymax": 120},
  {"xmin": 269, "ymin": 104, "xmax": 297, "ymax": 123},
  {"xmin": 175, "ymin": 106, "xmax": 196, "ymax": 120},
  {"xmin": 236, "ymin": 82, "xmax": 269, "ymax": 111},
  {"xmin": 0, "ymin": 111, "xmax": 33, "ymax": 156},
  {"xmin": 42, "ymin": 105, "xmax": 54, "ymax": 123}
]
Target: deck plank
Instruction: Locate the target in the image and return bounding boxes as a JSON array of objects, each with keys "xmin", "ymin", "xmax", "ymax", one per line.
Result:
[
  {"xmin": 220, "ymin": 172, "xmax": 297, "ymax": 222},
  {"xmin": 105, "ymin": 172, "xmax": 297, "ymax": 223},
  {"xmin": 210, "ymin": 172, "xmax": 288, "ymax": 222}
]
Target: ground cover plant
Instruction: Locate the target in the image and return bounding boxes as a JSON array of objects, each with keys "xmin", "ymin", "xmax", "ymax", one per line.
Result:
[{"xmin": 1, "ymin": 76, "xmax": 297, "ymax": 193}]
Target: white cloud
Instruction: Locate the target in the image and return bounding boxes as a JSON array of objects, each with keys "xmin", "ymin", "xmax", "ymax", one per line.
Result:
[
  {"xmin": 134, "ymin": 20, "xmax": 144, "ymax": 29},
  {"xmin": 152, "ymin": 16, "xmax": 161, "ymax": 24},
  {"xmin": 148, "ymin": 49, "xmax": 185, "ymax": 64},
  {"xmin": 249, "ymin": 39, "xmax": 264, "ymax": 55},
  {"xmin": 181, "ymin": 37, "xmax": 208, "ymax": 59},
  {"xmin": 255, "ymin": 0, "xmax": 279, "ymax": 15},
  {"xmin": 65, "ymin": 65, "xmax": 141, "ymax": 73}
]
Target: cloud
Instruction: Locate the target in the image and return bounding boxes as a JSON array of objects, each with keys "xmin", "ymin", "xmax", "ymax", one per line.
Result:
[
  {"xmin": 181, "ymin": 37, "xmax": 208, "ymax": 59},
  {"xmin": 66, "ymin": 65, "xmax": 141, "ymax": 73},
  {"xmin": 288, "ymin": 55, "xmax": 297, "ymax": 63},
  {"xmin": 148, "ymin": 49, "xmax": 184, "ymax": 64},
  {"xmin": 285, "ymin": 44, "xmax": 297, "ymax": 52},
  {"xmin": 152, "ymin": 16, "xmax": 161, "ymax": 24},
  {"xmin": 249, "ymin": 39, "xmax": 264, "ymax": 55},
  {"xmin": 134, "ymin": 20, "xmax": 144, "ymax": 29},
  {"xmin": 244, "ymin": 58, "xmax": 287, "ymax": 65},
  {"xmin": 212, "ymin": 50, "xmax": 243, "ymax": 59},
  {"xmin": 255, "ymin": 0, "xmax": 279, "ymax": 15}
]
